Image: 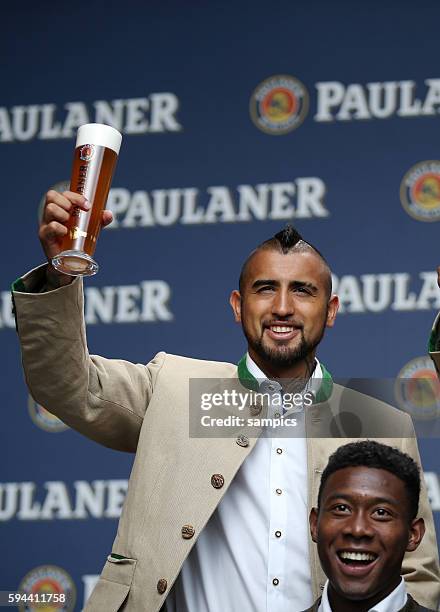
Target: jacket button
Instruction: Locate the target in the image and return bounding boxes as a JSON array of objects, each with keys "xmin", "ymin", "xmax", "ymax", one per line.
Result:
[
  {"xmin": 211, "ymin": 474, "xmax": 225, "ymax": 489},
  {"xmin": 249, "ymin": 402, "xmax": 262, "ymax": 416},
  {"xmin": 157, "ymin": 578, "xmax": 167, "ymax": 594},
  {"xmin": 181, "ymin": 524, "xmax": 195, "ymax": 539},
  {"xmin": 236, "ymin": 434, "xmax": 249, "ymax": 447}
]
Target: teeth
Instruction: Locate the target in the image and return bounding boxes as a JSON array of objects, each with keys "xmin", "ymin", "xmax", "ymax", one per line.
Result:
[
  {"xmin": 271, "ymin": 326, "xmax": 292, "ymax": 333},
  {"xmin": 339, "ymin": 552, "xmax": 376, "ymax": 561}
]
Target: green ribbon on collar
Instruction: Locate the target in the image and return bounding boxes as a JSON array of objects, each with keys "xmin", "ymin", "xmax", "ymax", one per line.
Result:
[
  {"xmin": 237, "ymin": 354, "xmax": 260, "ymax": 392},
  {"xmin": 315, "ymin": 363, "xmax": 333, "ymax": 404},
  {"xmin": 428, "ymin": 329, "xmax": 438, "ymax": 353},
  {"xmin": 11, "ymin": 277, "xmax": 26, "ymax": 293},
  {"xmin": 237, "ymin": 354, "xmax": 333, "ymax": 404},
  {"xmin": 10, "ymin": 277, "xmax": 27, "ymax": 333}
]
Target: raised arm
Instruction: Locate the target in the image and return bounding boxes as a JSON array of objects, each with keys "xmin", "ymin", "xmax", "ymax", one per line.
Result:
[{"xmin": 13, "ymin": 190, "xmax": 164, "ymax": 452}]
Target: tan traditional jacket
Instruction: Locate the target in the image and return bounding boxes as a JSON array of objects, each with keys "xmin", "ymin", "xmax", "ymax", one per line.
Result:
[{"xmin": 12, "ymin": 267, "xmax": 440, "ymax": 612}]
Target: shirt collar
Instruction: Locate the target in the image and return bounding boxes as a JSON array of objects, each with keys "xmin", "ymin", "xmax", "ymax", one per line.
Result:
[
  {"xmin": 237, "ymin": 353, "xmax": 333, "ymax": 403},
  {"xmin": 319, "ymin": 578, "xmax": 407, "ymax": 612},
  {"xmin": 246, "ymin": 353, "xmax": 323, "ymax": 388}
]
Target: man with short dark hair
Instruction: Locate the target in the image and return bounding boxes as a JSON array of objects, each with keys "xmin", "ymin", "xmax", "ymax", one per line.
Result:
[
  {"xmin": 306, "ymin": 441, "xmax": 435, "ymax": 612},
  {"xmin": 12, "ymin": 190, "xmax": 440, "ymax": 611}
]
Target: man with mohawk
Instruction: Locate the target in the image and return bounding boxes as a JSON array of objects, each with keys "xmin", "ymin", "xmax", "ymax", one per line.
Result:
[{"xmin": 12, "ymin": 188, "xmax": 440, "ymax": 612}]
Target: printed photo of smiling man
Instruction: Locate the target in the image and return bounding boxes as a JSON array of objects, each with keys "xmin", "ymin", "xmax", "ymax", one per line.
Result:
[{"xmin": 306, "ymin": 441, "xmax": 436, "ymax": 612}]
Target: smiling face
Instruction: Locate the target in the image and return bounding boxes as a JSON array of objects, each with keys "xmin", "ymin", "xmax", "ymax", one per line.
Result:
[
  {"xmin": 230, "ymin": 248, "xmax": 338, "ymax": 378},
  {"xmin": 310, "ymin": 466, "xmax": 425, "ymax": 611}
]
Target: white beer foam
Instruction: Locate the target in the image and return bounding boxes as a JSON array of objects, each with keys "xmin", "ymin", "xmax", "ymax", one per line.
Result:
[{"xmin": 76, "ymin": 123, "xmax": 122, "ymax": 155}]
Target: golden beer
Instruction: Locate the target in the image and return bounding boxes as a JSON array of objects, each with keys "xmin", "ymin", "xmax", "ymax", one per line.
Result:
[{"xmin": 52, "ymin": 123, "xmax": 122, "ymax": 276}]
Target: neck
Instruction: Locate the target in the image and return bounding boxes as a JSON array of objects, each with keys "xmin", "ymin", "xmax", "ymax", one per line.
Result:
[
  {"xmin": 249, "ymin": 350, "xmax": 316, "ymax": 381},
  {"xmin": 327, "ymin": 577, "xmax": 402, "ymax": 612}
]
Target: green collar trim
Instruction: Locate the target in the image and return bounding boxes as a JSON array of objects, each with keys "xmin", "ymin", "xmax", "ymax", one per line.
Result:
[
  {"xmin": 428, "ymin": 330, "xmax": 437, "ymax": 353},
  {"xmin": 10, "ymin": 277, "xmax": 26, "ymax": 333},
  {"xmin": 315, "ymin": 362, "xmax": 333, "ymax": 404},
  {"xmin": 237, "ymin": 354, "xmax": 333, "ymax": 404},
  {"xmin": 237, "ymin": 355, "xmax": 259, "ymax": 391},
  {"xmin": 11, "ymin": 277, "xmax": 26, "ymax": 293}
]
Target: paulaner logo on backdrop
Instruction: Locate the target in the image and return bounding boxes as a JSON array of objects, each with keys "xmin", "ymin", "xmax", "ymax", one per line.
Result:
[
  {"xmin": 400, "ymin": 161, "xmax": 440, "ymax": 222},
  {"xmin": 0, "ymin": 93, "xmax": 182, "ymax": 143},
  {"xmin": 250, "ymin": 75, "xmax": 309, "ymax": 134},
  {"xmin": 395, "ymin": 357, "xmax": 440, "ymax": 420},
  {"xmin": 18, "ymin": 565, "xmax": 76, "ymax": 611},
  {"xmin": 251, "ymin": 77, "xmax": 440, "ymax": 133},
  {"xmin": 28, "ymin": 395, "xmax": 69, "ymax": 433}
]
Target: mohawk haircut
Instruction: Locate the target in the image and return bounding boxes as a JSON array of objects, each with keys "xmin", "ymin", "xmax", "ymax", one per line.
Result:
[
  {"xmin": 238, "ymin": 225, "xmax": 332, "ymax": 296},
  {"xmin": 317, "ymin": 441, "xmax": 421, "ymax": 521},
  {"xmin": 271, "ymin": 225, "xmax": 303, "ymax": 253}
]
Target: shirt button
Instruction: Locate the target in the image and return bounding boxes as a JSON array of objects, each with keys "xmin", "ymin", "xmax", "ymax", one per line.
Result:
[
  {"xmin": 249, "ymin": 403, "xmax": 262, "ymax": 416},
  {"xmin": 272, "ymin": 578, "xmax": 280, "ymax": 586},
  {"xmin": 275, "ymin": 530, "xmax": 282, "ymax": 538},
  {"xmin": 157, "ymin": 578, "xmax": 167, "ymax": 594},
  {"xmin": 276, "ymin": 448, "xmax": 283, "ymax": 454},
  {"xmin": 274, "ymin": 412, "xmax": 281, "ymax": 418},
  {"xmin": 275, "ymin": 488, "xmax": 282, "ymax": 495},
  {"xmin": 211, "ymin": 474, "xmax": 225, "ymax": 489}
]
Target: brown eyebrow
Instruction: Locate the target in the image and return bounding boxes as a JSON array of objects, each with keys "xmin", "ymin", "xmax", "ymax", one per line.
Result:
[
  {"xmin": 324, "ymin": 493, "xmax": 399, "ymax": 508},
  {"xmin": 252, "ymin": 279, "xmax": 279, "ymax": 289},
  {"xmin": 251, "ymin": 279, "xmax": 318, "ymax": 293},
  {"xmin": 292, "ymin": 281, "xmax": 318, "ymax": 293}
]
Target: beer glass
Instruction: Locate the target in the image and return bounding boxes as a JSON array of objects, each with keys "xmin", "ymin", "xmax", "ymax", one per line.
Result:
[{"xmin": 51, "ymin": 123, "xmax": 122, "ymax": 276}]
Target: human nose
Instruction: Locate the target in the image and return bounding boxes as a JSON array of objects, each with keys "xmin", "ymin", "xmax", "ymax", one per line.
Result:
[
  {"xmin": 272, "ymin": 288, "xmax": 294, "ymax": 318},
  {"xmin": 342, "ymin": 511, "xmax": 374, "ymax": 539}
]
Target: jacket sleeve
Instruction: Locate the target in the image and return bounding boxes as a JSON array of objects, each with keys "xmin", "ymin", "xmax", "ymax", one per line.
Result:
[
  {"xmin": 402, "ymin": 427, "xmax": 440, "ymax": 609},
  {"xmin": 13, "ymin": 265, "xmax": 166, "ymax": 453}
]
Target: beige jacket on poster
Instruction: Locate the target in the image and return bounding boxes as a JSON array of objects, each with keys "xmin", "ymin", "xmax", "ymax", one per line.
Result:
[{"xmin": 12, "ymin": 266, "xmax": 440, "ymax": 612}]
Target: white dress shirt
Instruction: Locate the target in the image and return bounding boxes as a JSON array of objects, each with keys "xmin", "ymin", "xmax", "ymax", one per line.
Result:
[
  {"xmin": 318, "ymin": 578, "xmax": 407, "ymax": 612},
  {"xmin": 166, "ymin": 355, "xmax": 323, "ymax": 612}
]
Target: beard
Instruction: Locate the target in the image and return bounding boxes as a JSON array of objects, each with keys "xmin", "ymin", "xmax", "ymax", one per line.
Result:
[{"xmin": 243, "ymin": 318, "xmax": 327, "ymax": 371}]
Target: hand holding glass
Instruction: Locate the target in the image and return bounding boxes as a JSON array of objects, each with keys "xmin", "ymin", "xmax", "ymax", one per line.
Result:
[{"xmin": 52, "ymin": 123, "xmax": 122, "ymax": 276}]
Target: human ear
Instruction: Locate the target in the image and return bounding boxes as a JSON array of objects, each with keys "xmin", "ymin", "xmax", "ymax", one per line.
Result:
[
  {"xmin": 326, "ymin": 294, "xmax": 339, "ymax": 328},
  {"xmin": 310, "ymin": 507, "xmax": 319, "ymax": 543},
  {"xmin": 229, "ymin": 290, "xmax": 242, "ymax": 323},
  {"xmin": 406, "ymin": 517, "xmax": 425, "ymax": 552}
]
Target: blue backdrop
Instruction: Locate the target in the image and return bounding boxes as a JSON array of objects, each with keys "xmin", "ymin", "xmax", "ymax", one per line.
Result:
[{"xmin": 2, "ymin": 1, "xmax": 440, "ymax": 609}]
